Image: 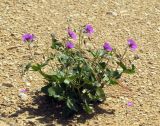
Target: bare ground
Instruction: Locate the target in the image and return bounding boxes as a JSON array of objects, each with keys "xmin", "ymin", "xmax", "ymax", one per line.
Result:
[{"xmin": 0, "ymin": 0, "xmax": 160, "ymax": 126}]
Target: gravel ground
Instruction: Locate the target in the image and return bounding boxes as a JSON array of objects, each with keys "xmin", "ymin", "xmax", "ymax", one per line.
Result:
[{"xmin": 0, "ymin": 0, "xmax": 160, "ymax": 126}]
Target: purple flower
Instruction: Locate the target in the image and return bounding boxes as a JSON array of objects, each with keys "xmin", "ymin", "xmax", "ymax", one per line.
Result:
[
  {"xmin": 128, "ymin": 39, "xmax": 137, "ymax": 51},
  {"xmin": 84, "ymin": 24, "xmax": 94, "ymax": 36},
  {"xmin": 66, "ymin": 41, "xmax": 74, "ymax": 49},
  {"xmin": 20, "ymin": 88, "xmax": 29, "ymax": 93},
  {"xmin": 22, "ymin": 33, "xmax": 35, "ymax": 42},
  {"xmin": 103, "ymin": 42, "xmax": 112, "ymax": 51},
  {"xmin": 67, "ymin": 28, "xmax": 77, "ymax": 40},
  {"xmin": 127, "ymin": 101, "xmax": 133, "ymax": 107}
]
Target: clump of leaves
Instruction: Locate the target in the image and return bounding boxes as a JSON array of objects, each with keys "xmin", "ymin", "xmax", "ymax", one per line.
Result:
[{"xmin": 23, "ymin": 24, "xmax": 138, "ymax": 117}]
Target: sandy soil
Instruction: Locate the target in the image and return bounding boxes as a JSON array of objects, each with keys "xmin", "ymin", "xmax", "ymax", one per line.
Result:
[{"xmin": 0, "ymin": 0, "xmax": 160, "ymax": 126}]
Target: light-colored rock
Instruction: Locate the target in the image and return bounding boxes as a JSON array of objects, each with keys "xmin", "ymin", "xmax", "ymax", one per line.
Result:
[{"xmin": 18, "ymin": 93, "xmax": 28, "ymax": 101}]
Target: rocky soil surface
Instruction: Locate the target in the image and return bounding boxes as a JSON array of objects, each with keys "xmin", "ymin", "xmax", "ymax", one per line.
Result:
[{"xmin": 0, "ymin": 0, "xmax": 160, "ymax": 126}]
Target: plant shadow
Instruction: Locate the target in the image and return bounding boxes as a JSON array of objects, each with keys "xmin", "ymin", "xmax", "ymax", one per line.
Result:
[{"xmin": 9, "ymin": 91, "xmax": 115, "ymax": 125}]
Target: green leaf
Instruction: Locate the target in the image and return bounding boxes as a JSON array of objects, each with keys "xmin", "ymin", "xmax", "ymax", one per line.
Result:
[
  {"xmin": 96, "ymin": 88, "xmax": 105, "ymax": 101},
  {"xmin": 92, "ymin": 82, "xmax": 101, "ymax": 87},
  {"xmin": 41, "ymin": 57, "xmax": 53, "ymax": 67},
  {"xmin": 87, "ymin": 93, "xmax": 95, "ymax": 100},
  {"xmin": 97, "ymin": 49, "xmax": 105, "ymax": 57},
  {"xmin": 118, "ymin": 62, "xmax": 135, "ymax": 74},
  {"xmin": 58, "ymin": 53, "xmax": 69, "ymax": 64},
  {"xmin": 112, "ymin": 70, "xmax": 122, "ymax": 79},
  {"xmin": 102, "ymin": 74, "xmax": 109, "ymax": 82},
  {"xmin": 108, "ymin": 79, "xmax": 118, "ymax": 85},
  {"xmin": 66, "ymin": 97, "xmax": 77, "ymax": 111},
  {"xmin": 31, "ymin": 64, "xmax": 41, "ymax": 71},
  {"xmin": 124, "ymin": 64, "xmax": 135, "ymax": 74},
  {"xmin": 48, "ymin": 86, "xmax": 64, "ymax": 100},
  {"xmin": 48, "ymin": 87, "xmax": 56, "ymax": 96},
  {"xmin": 39, "ymin": 70, "xmax": 59, "ymax": 82},
  {"xmin": 31, "ymin": 61, "xmax": 50, "ymax": 72},
  {"xmin": 118, "ymin": 62, "xmax": 127, "ymax": 70},
  {"xmin": 87, "ymin": 50, "xmax": 97, "ymax": 57},
  {"xmin": 82, "ymin": 101, "xmax": 94, "ymax": 114},
  {"xmin": 51, "ymin": 35, "xmax": 63, "ymax": 50},
  {"xmin": 41, "ymin": 84, "xmax": 52, "ymax": 95},
  {"xmin": 24, "ymin": 63, "xmax": 32, "ymax": 72},
  {"xmin": 99, "ymin": 62, "xmax": 106, "ymax": 69},
  {"xmin": 64, "ymin": 79, "xmax": 70, "ymax": 84}
]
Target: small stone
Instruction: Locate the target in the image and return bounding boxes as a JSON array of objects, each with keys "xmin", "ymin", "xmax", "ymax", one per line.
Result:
[
  {"xmin": 18, "ymin": 93, "xmax": 28, "ymax": 101},
  {"xmin": 2, "ymin": 83, "xmax": 14, "ymax": 87},
  {"xmin": 106, "ymin": 11, "xmax": 118, "ymax": 16},
  {"xmin": 25, "ymin": 81, "xmax": 31, "ymax": 86},
  {"xmin": 157, "ymin": 26, "xmax": 160, "ymax": 31},
  {"xmin": 4, "ymin": 97, "xmax": 10, "ymax": 102},
  {"xmin": 1, "ymin": 112, "xmax": 8, "ymax": 117},
  {"xmin": 34, "ymin": 50, "xmax": 43, "ymax": 55},
  {"xmin": 0, "ymin": 120, "xmax": 9, "ymax": 126},
  {"xmin": 120, "ymin": 10, "xmax": 128, "ymax": 14},
  {"xmin": 23, "ymin": 78, "xmax": 31, "ymax": 86},
  {"xmin": 106, "ymin": 97, "xmax": 113, "ymax": 101},
  {"xmin": 29, "ymin": 76, "xmax": 33, "ymax": 80},
  {"xmin": 27, "ymin": 121, "xmax": 36, "ymax": 126}
]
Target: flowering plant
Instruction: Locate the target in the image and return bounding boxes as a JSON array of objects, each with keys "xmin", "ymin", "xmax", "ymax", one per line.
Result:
[{"xmin": 23, "ymin": 24, "xmax": 138, "ymax": 117}]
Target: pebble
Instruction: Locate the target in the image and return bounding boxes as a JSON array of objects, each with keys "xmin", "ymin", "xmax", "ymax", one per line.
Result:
[
  {"xmin": 120, "ymin": 10, "xmax": 128, "ymax": 14},
  {"xmin": 3, "ymin": 97, "xmax": 11, "ymax": 103},
  {"xmin": 17, "ymin": 107, "xmax": 21, "ymax": 111},
  {"xmin": 0, "ymin": 120, "xmax": 9, "ymax": 126},
  {"xmin": 18, "ymin": 93, "xmax": 28, "ymax": 101},
  {"xmin": 106, "ymin": 11, "xmax": 118, "ymax": 16},
  {"xmin": 157, "ymin": 26, "xmax": 160, "ymax": 32},
  {"xmin": 23, "ymin": 78, "xmax": 31, "ymax": 86},
  {"xmin": 29, "ymin": 76, "xmax": 33, "ymax": 80},
  {"xmin": 25, "ymin": 81, "xmax": 31, "ymax": 86},
  {"xmin": 2, "ymin": 83, "xmax": 14, "ymax": 87},
  {"xmin": 34, "ymin": 50, "xmax": 43, "ymax": 55},
  {"xmin": 106, "ymin": 97, "xmax": 113, "ymax": 101}
]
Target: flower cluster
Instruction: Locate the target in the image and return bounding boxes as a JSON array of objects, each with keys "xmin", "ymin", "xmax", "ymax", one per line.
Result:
[{"xmin": 22, "ymin": 26, "xmax": 137, "ymax": 52}]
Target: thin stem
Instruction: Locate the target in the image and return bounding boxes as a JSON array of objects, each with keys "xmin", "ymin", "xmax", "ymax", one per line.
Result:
[
  {"xmin": 34, "ymin": 41, "xmax": 46, "ymax": 61},
  {"xmin": 115, "ymin": 46, "xmax": 128, "ymax": 70},
  {"xmin": 44, "ymin": 40, "xmax": 55, "ymax": 71},
  {"xmin": 28, "ymin": 44, "xmax": 34, "ymax": 60},
  {"xmin": 106, "ymin": 57, "xmax": 110, "ymax": 65},
  {"xmin": 106, "ymin": 51, "xmax": 112, "ymax": 65},
  {"xmin": 120, "ymin": 46, "xmax": 128, "ymax": 61},
  {"xmin": 78, "ymin": 27, "xmax": 83, "ymax": 51},
  {"xmin": 44, "ymin": 41, "xmax": 50, "ymax": 58}
]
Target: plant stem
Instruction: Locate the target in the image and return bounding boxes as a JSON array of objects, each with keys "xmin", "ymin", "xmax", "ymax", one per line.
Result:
[
  {"xmin": 34, "ymin": 41, "xmax": 46, "ymax": 61},
  {"xmin": 116, "ymin": 46, "xmax": 128, "ymax": 70},
  {"xmin": 78, "ymin": 27, "xmax": 83, "ymax": 51},
  {"xmin": 121, "ymin": 46, "xmax": 128, "ymax": 61},
  {"xmin": 35, "ymin": 40, "xmax": 54, "ymax": 71},
  {"xmin": 28, "ymin": 44, "xmax": 34, "ymax": 60}
]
